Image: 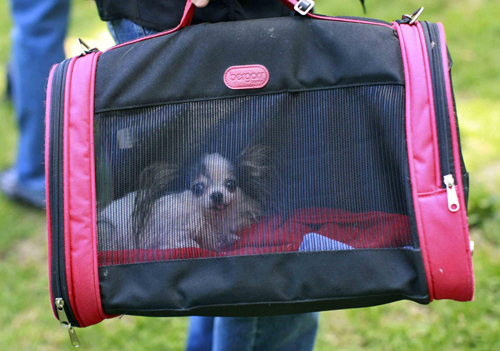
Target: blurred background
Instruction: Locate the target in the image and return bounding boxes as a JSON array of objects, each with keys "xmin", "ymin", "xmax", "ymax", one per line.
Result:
[{"xmin": 0, "ymin": 0, "xmax": 498, "ymax": 350}]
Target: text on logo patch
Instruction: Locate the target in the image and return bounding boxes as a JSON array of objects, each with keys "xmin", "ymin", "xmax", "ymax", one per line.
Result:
[{"xmin": 223, "ymin": 65, "xmax": 269, "ymax": 90}]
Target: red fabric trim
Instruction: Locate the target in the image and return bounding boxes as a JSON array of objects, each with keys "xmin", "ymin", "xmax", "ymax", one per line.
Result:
[
  {"xmin": 65, "ymin": 53, "xmax": 112, "ymax": 327},
  {"xmin": 308, "ymin": 13, "xmax": 392, "ymax": 28},
  {"xmin": 106, "ymin": 0, "xmax": 195, "ymax": 52},
  {"xmin": 105, "ymin": 0, "xmax": 392, "ymax": 53},
  {"xmin": 46, "ymin": 64, "xmax": 57, "ymax": 320},
  {"xmin": 275, "ymin": 0, "xmax": 393, "ymax": 28},
  {"xmin": 416, "ymin": 23, "xmax": 442, "ymax": 188},
  {"xmin": 63, "ymin": 57, "xmax": 81, "ymax": 326},
  {"xmin": 88, "ymin": 52, "xmax": 111, "ymax": 320},
  {"xmin": 395, "ymin": 22, "xmax": 473, "ymax": 301},
  {"xmin": 99, "ymin": 209, "xmax": 412, "ymax": 266},
  {"xmin": 437, "ymin": 23, "xmax": 474, "ymax": 300},
  {"xmin": 393, "ymin": 22, "xmax": 434, "ymax": 300},
  {"xmin": 418, "ymin": 190, "xmax": 473, "ymax": 301}
]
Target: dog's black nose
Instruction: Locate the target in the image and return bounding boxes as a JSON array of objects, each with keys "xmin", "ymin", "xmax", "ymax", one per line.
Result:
[{"xmin": 210, "ymin": 192, "xmax": 223, "ymax": 204}]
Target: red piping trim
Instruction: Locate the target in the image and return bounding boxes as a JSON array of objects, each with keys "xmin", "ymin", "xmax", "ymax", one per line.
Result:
[
  {"xmin": 63, "ymin": 57, "xmax": 85, "ymax": 326},
  {"xmin": 46, "ymin": 64, "xmax": 57, "ymax": 320},
  {"xmin": 392, "ymin": 22, "xmax": 434, "ymax": 301},
  {"xmin": 105, "ymin": 0, "xmax": 195, "ymax": 52},
  {"xmin": 437, "ymin": 23, "xmax": 474, "ymax": 300},
  {"xmin": 416, "ymin": 22, "xmax": 442, "ymax": 189},
  {"xmin": 105, "ymin": 0, "xmax": 392, "ymax": 53},
  {"xmin": 89, "ymin": 51, "xmax": 110, "ymax": 319},
  {"xmin": 309, "ymin": 13, "xmax": 392, "ymax": 28}
]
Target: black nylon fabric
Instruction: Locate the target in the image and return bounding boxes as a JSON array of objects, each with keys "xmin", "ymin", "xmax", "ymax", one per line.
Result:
[
  {"xmin": 99, "ymin": 249, "xmax": 429, "ymax": 316},
  {"xmin": 95, "ymin": 16, "xmax": 404, "ymax": 112},
  {"xmin": 95, "ymin": 0, "xmax": 292, "ymax": 32}
]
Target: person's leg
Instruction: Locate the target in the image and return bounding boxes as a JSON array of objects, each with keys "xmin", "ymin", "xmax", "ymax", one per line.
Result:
[
  {"xmin": 107, "ymin": 19, "xmax": 158, "ymax": 45},
  {"xmin": 2, "ymin": 0, "xmax": 70, "ymax": 207},
  {"xmin": 210, "ymin": 313, "xmax": 319, "ymax": 351},
  {"xmin": 186, "ymin": 316, "xmax": 215, "ymax": 351}
]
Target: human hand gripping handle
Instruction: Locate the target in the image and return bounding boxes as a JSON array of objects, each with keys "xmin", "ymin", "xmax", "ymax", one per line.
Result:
[
  {"xmin": 107, "ymin": 0, "xmax": 311, "ymax": 51},
  {"xmin": 191, "ymin": 0, "xmax": 210, "ymax": 8},
  {"xmin": 179, "ymin": 0, "xmax": 312, "ymax": 29},
  {"xmin": 190, "ymin": 0, "xmax": 306, "ymax": 10}
]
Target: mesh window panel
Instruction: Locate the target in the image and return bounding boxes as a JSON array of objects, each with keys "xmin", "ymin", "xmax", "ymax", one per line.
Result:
[{"xmin": 95, "ymin": 85, "xmax": 415, "ymax": 266}]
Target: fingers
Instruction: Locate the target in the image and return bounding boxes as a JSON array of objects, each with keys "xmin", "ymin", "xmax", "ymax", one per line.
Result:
[{"xmin": 191, "ymin": 0, "xmax": 210, "ymax": 8}]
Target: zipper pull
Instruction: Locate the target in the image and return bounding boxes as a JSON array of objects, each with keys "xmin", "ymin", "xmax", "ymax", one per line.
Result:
[
  {"xmin": 55, "ymin": 298, "xmax": 81, "ymax": 347},
  {"xmin": 444, "ymin": 174, "xmax": 460, "ymax": 212}
]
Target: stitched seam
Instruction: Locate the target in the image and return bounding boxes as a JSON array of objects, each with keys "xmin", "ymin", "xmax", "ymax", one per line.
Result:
[
  {"xmin": 88, "ymin": 52, "xmax": 108, "ymax": 321},
  {"xmin": 437, "ymin": 23, "xmax": 473, "ymax": 300},
  {"xmin": 417, "ymin": 23, "xmax": 442, "ymax": 189},
  {"xmin": 310, "ymin": 14, "xmax": 392, "ymax": 28},
  {"xmin": 95, "ymin": 83, "xmax": 405, "ymax": 114},
  {"xmin": 102, "ymin": 292, "xmax": 430, "ymax": 313},
  {"xmin": 395, "ymin": 22, "xmax": 434, "ymax": 301},
  {"xmin": 418, "ymin": 189, "xmax": 446, "ymax": 198},
  {"xmin": 98, "ymin": 247, "xmax": 420, "ymax": 268},
  {"xmin": 64, "ymin": 57, "xmax": 85, "ymax": 327},
  {"xmin": 249, "ymin": 317, "xmax": 258, "ymax": 351},
  {"xmin": 413, "ymin": 23, "xmax": 437, "ymax": 301},
  {"xmin": 106, "ymin": 14, "xmax": 393, "ymax": 53}
]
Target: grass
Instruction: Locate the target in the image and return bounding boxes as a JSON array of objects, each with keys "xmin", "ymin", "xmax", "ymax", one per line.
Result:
[{"xmin": 0, "ymin": 0, "xmax": 499, "ymax": 350}]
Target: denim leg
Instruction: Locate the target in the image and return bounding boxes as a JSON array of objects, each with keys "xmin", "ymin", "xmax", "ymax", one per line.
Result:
[
  {"xmin": 108, "ymin": 19, "xmax": 320, "ymax": 351},
  {"xmin": 186, "ymin": 316, "xmax": 215, "ymax": 351},
  {"xmin": 9, "ymin": 0, "xmax": 70, "ymax": 192},
  {"xmin": 211, "ymin": 314, "xmax": 319, "ymax": 351},
  {"xmin": 187, "ymin": 314, "xmax": 319, "ymax": 351},
  {"xmin": 107, "ymin": 19, "xmax": 159, "ymax": 45}
]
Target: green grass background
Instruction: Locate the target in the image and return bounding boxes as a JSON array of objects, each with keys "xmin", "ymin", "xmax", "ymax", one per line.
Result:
[{"xmin": 0, "ymin": 0, "xmax": 499, "ymax": 350}]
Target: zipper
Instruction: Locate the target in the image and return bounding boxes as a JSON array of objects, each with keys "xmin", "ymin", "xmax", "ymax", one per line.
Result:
[
  {"xmin": 422, "ymin": 21, "xmax": 454, "ymax": 183},
  {"xmin": 421, "ymin": 21, "xmax": 460, "ymax": 212},
  {"xmin": 55, "ymin": 298, "xmax": 81, "ymax": 347},
  {"xmin": 49, "ymin": 58, "xmax": 81, "ymax": 340},
  {"xmin": 444, "ymin": 174, "xmax": 460, "ymax": 212}
]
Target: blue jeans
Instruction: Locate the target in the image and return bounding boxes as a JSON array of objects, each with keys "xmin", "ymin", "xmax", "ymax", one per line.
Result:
[
  {"xmin": 8, "ymin": 0, "xmax": 70, "ymax": 194},
  {"xmin": 107, "ymin": 18, "xmax": 320, "ymax": 351}
]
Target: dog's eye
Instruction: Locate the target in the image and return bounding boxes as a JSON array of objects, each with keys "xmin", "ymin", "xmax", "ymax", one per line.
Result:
[
  {"xmin": 225, "ymin": 179, "xmax": 237, "ymax": 193},
  {"xmin": 191, "ymin": 183, "xmax": 205, "ymax": 197}
]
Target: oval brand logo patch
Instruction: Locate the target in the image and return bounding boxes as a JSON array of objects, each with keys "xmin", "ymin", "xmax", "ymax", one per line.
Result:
[{"xmin": 224, "ymin": 65, "xmax": 269, "ymax": 90}]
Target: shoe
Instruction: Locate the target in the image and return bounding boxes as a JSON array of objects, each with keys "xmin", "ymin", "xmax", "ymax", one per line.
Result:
[{"xmin": 0, "ymin": 168, "xmax": 46, "ymax": 209}]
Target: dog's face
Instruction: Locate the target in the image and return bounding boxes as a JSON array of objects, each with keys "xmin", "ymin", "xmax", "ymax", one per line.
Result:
[{"xmin": 190, "ymin": 153, "xmax": 242, "ymax": 213}]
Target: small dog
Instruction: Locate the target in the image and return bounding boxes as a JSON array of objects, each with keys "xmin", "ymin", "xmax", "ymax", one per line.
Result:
[{"xmin": 97, "ymin": 145, "xmax": 273, "ymax": 252}]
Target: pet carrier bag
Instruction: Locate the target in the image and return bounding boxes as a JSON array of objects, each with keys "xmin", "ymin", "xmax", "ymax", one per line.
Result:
[{"xmin": 45, "ymin": 0, "xmax": 474, "ymax": 345}]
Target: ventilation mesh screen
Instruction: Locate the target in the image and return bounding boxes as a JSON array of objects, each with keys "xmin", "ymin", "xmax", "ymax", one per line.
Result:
[{"xmin": 95, "ymin": 86, "xmax": 415, "ymax": 265}]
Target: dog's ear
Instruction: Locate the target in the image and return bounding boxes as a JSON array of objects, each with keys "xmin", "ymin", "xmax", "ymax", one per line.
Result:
[
  {"xmin": 132, "ymin": 163, "xmax": 178, "ymax": 241},
  {"xmin": 237, "ymin": 145, "xmax": 274, "ymax": 200}
]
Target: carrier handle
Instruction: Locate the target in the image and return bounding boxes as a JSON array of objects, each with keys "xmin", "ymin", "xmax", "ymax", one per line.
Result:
[
  {"xmin": 175, "ymin": 0, "xmax": 316, "ymax": 31},
  {"xmin": 108, "ymin": 0, "xmax": 316, "ymax": 52}
]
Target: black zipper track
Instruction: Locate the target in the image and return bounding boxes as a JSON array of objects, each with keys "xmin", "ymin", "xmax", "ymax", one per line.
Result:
[
  {"xmin": 49, "ymin": 58, "xmax": 80, "ymax": 327},
  {"xmin": 422, "ymin": 21, "xmax": 455, "ymax": 187}
]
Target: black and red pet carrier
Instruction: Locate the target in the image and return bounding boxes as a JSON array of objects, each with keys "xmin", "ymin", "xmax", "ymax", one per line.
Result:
[{"xmin": 45, "ymin": 0, "xmax": 474, "ymax": 345}]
